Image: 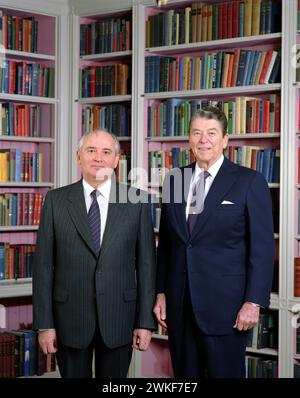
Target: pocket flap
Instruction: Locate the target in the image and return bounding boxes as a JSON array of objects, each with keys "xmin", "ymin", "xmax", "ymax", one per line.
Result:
[
  {"xmin": 123, "ymin": 288, "xmax": 137, "ymax": 302},
  {"xmin": 53, "ymin": 287, "xmax": 69, "ymax": 303}
]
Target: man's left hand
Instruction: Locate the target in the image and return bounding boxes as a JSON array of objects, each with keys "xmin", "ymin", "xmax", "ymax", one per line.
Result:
[
  {"xmin": 132, "ymin": 329, "xmax": 152, "ymax": 351},
  {"xmin": 233, "ymin": 302, "xmax": 260, "ymax": 331}
]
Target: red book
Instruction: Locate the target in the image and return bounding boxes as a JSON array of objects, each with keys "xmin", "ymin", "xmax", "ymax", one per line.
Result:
[
  {"xmin": 222, "ymin": 2, "xmax": 228, "ymax": 39},
  {"xmin": 232, "ymin": 1, "xmax": 239, "ymax": 38},
  {"xmin": 259, "ymin": 50, "xmax": 273, "ymax": 84},
  {"xmin": 218, "ymin": 3, "xmax": 223, "ymax": 40},
  {"xmin": 227, "ymin": 2, "xmax": 233, "ymax": 39}
]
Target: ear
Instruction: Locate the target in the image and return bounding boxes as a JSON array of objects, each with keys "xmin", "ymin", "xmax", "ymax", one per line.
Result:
[
  {"xmin": 223, "ymin": 133, "xmax": 229, "ymax": 149},
  {"xmin": 113, "ymin": 154, "xmax": 120, "ymax": 169}
]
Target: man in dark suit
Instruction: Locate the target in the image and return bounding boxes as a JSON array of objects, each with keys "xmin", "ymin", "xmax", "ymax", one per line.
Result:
[
  {"xmin": 33, "ymin": 129, "xmax": 156, "ymax": 378},
  {"xmin": 153, "ymin": 107, "xmax": 274, "ymax": 378}
]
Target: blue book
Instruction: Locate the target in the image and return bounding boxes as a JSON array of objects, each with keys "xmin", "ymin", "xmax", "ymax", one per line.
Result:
[{"xmin": 0, "ymin": 243, "xmax": 5, "ymax": 280}]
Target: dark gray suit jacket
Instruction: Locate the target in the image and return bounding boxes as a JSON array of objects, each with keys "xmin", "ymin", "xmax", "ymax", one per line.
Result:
[{"xmin": 33, "ymin": 179, "xmax": 157, "ymax": 349}]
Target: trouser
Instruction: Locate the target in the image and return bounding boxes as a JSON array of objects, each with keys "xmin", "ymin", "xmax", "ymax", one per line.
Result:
[
  {"xmin": 168, "ymin": 289, "xmax": 248, "ymax": 378},
  {"xmin": 56, "ymin": 324, "xmax": 132, "ymax": 378}
]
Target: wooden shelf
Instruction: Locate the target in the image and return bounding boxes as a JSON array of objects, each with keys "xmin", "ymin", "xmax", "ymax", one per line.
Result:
[
  {"xmin": 0, "ymin": 94, "xmax": 57, "ymax": 104},
  {"xmin": 81, "ymin": 50, "xmax": 132, "ymax": 61},
  {"xmin": 144, "ymin": 84, "xmax": 281, "ymax": 100},
  {"xmin": 0, "ymin": 226, "xmax": 39, "ymax": 232},
  {"xmin": 0, "ymin": 182, "xmax": 54, "ymax": 187},
  {"xmin": 146, "ymin": 133, "xmax": 280, "ymax": 142},
  {"xmin": 78, "ymin": 95, "xmax": 132, "ymax": 104},
  {"xmin": 2, "ymin": 49, "xmax": 55, "ymax": 61},
  {"xmin": 0, "ymin": 136, "xmax": 55, "ymax": 143},
  {"xmin": 152, "ymin": 334, "xmax": 168, "ymax": 341},
  {"xmin": 146, "ymin": 33, "xmax": 282, "ymax": 55},
  {"xmin": 0, "ymin": 278, "xmax": 32, "ymax": 298},
  {"xmin": 246, "ymin": 347, "xmax": 278, "ymax": 357}
]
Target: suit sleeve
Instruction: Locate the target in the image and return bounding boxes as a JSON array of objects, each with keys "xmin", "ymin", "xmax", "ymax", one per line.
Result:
[
  {"xmin": 135, "ymin": 199, "xmax": 157, "ymax": 330},
  {"xmin": 244, "ymin": 172, "xmax": 275, "ymax": 307},
  {"xmin": 32, "ymin": 191, "xmax": 55, "ymax": 330}
]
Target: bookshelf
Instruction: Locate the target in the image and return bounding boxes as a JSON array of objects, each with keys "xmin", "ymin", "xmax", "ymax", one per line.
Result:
[
  {"xmin": 135, "ymin": 0, "xmax": 284, "ymax": 379},
  {"xmin": 70, "ymin": 5, "xmax": 133, "ymax": 184},
  {"xmin": 0, "ymin": 0, "xmax": 69, "ymax": 378}
]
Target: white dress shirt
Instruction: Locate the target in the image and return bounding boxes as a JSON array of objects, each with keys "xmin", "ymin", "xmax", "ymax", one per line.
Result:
[
  {"xmin": 82, "ymin": 178, "xmax": 111, "ymax": 245},
  {"xmin": 186, "ymin": 154, "xmax": 224, "ymax": 220}
]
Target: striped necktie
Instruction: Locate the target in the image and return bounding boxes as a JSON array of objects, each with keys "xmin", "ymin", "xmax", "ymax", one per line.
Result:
[
  {"xmin": 187, "ymin": 170, "xmax": 210, "ymax": 234},
  {"xmin": 88, "ymin": 189, "xmax": 101, "ymax": 256}
]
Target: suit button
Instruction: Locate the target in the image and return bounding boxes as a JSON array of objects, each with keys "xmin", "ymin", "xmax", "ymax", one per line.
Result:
[{"xmin": 187, "ymin": 244, "xmax": 192, "ymax": 249}]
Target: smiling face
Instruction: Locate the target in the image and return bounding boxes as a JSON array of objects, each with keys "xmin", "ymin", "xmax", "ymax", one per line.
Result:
[
  {"xmin": 189, "ymin": 117, "xmax": 228, "ymax": 170},
  {"xmin": 77, "ymin": 131, "xmax": 119, "ymax": 187}
]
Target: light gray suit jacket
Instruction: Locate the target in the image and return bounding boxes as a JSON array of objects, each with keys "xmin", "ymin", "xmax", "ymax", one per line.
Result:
[{"xmin": 33, "ymin": 179, "xmax": 157, "ymax": 349}]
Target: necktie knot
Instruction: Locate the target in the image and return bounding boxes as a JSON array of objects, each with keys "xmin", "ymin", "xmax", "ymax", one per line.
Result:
[
  {"xmin": 91, "ymin": 189, "xmax": 98, "ymax": 200},
  {"xmin": 188, "ymin": 170, "xmax": 210, "ymax": 234},
  {"xmin": 204, "ymin": 170, "xmax": 210, "ymax": 180}
]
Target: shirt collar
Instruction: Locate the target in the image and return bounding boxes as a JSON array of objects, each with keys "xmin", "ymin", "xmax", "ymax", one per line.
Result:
[
  {"xmin": 194, "ymin": 154, "xmax": 224, "ymax": 181},
  {"xmin": 82, "ymin": 178, "xmax": 111, "ymax": 201}
]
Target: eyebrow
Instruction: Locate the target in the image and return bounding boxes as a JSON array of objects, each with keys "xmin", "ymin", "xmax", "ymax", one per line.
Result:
[{"xmin": 85, "ymin": 146, "xmax": 112, "ymax": 152}]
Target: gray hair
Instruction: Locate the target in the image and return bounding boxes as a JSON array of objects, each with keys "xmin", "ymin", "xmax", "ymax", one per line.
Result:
[
  {"xmin": 189, "ymin": 106, "xmax": 228, "ymax": 137},
  {"xmin": 77, "ymin": 129, "xmax": 120, "ymax": 155}
]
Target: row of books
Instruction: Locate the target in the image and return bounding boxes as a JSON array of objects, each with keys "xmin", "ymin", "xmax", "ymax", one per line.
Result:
[
  {"xmin": 226, "ymin": 146, "xmax": 280, "ymax": 183},
  {"xmin": 246, "ymin": 356, "xmax": 278, "ymax": 378},
  {"xmin": 80, "ymin": 64, "xmax": 130, "ymax": 98},
  {"xmin": 0, "ymin": 13, "xmax": 38, "ymax": 53},
  {"xmin": 246, "ymin": 312, "xmax": 278, "ymax": 349},
  {"xmin": 0, "ymin": 192, "xmax": 43, "ymax": 226},
  {"xmin": 0, "ymin": 149, "xmax": 43, "ymax": 183},
  {"xmin": 0, "ymin": 243, "xmax": 35, "ymax": 280},
  {"xmin": 0, "ymin": 61, "xmax": 55, "ymax": 98},
  {"xmin": 147, "ymin": 95, "xmax": 280, "ymax": 137},
  {"xmin": 145, "ymin": 49, "xmax": 280, "ymax": 93},
  {"xmin": 0, "ymin": 103, "xmax": 42, "ymax": 137},
  {"xmin": 80, "ymin": 17, "xmax": 131, "ymax": 55},
  {"xmin": 149, "ymin": 148, "xmax": 195, "ymax": 186},
  {"xmin": 82, "ymin": 104, "xmax": 131, "ymax": 137},
  {"xmin": 0, "ymin": 330, "xmax": 56, "ymax": 378},
  {"xmin": 146, "ymin": 0, "xmax": 281, "ymax": 48}
]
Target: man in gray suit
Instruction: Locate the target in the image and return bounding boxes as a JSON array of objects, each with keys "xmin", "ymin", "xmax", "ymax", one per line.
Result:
[{"xmin": 33, "ymin": 129, "xmax": 157, "ymax": 378}]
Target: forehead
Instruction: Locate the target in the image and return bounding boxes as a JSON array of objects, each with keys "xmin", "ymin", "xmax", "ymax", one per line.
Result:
[
  {"xmin": 82, "ymin": 133, "xmax": 115, "ymax": 149},
  {"xmin": 190, "ymin": 117, "xmax": 222, "ymax": 131}
]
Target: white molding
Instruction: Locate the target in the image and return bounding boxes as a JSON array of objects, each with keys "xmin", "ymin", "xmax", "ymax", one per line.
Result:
[
  {"xmin": 56, "ymin": 10, "xmax": 72, "ymax": 188},
  {"xmin": 277, "ymin": 0, "xmax": 296, "ymax": 378}
]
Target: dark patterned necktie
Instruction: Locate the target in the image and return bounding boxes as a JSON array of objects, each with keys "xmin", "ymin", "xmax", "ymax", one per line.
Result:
[
  {"xmin": 88, "ymin": 189, "xmax": 101, "ymax": 256},
  {"xmin": 187, "ymin": 170, "xmax": 210, "ymax": 234}
]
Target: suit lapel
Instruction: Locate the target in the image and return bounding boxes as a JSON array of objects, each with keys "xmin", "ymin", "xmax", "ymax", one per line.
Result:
[
  {"xmin": 67, "ymin": 180, "xmax": 97, "ymax": 257},
  {"xmin": 99, "ymin": 182, "xmax": 127, "ymax": 260},
  {"xmin": 173, "ymin": 165, "xmax": 194, "ymax": 241},
  {"xmin": 191, "ymin": 158, "xmax": 239, "ymax": 239}
]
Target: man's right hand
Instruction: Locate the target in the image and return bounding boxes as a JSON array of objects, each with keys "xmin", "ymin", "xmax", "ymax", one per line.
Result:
[
  {"xmin": 38, "ymin": 329, "xmax": 58, "ymax": 354},
  {"xmin": 153, "ymin": 293, "xmax": 167, "ymax": 329}
]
